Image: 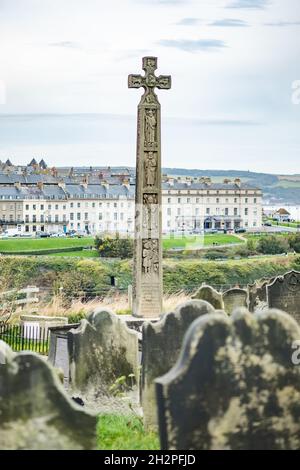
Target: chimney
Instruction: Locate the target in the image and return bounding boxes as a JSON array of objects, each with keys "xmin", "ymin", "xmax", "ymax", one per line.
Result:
[
  {"xmin": 204, "ymin": 177, "xmax": 212, "ymax": 186},
  {"xmin": 37, "ymin": 181, "xmax": 44, "ymax": 191},
  {"xmin": 14, "ymin": 181, "xmax": 22, "ymax": 191},
  {"xmin": 168, "ymin": 177, "xmax": 174, "ymax": 186},
  {"xmin": 223, "ymin": 178, "xmax": 231, "ymax": 184},
  {"xmin": 234, "ymin": 178, "xmax": 241, "ymax": 187},
  {"xmin": 199, "ymin": 177, "xmax": 206, "ymax": 184},
  {"xmin": 58, "ymin": 181, "xmax": 66, "ymax": 190}
]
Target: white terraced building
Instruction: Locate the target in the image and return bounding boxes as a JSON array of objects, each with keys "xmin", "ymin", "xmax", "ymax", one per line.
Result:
[{"xmin": 0, "ymin": 177, "xmax": 262, "ymax": 235}]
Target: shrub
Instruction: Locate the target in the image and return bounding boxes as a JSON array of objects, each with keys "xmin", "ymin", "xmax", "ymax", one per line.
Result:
[
  {"xmin": 95, "ymin": 233, "xmax": 133, "ymax": 259},
  {"xmin": 257, "ymin": 235, "xmax": 290, "ymax": 255},
  {"xmin": 289, "ymin": 233, "xmax": 300, "ymax": 253}
]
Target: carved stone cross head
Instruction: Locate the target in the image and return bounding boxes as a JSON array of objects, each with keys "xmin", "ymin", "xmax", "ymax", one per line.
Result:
[{"xmin": 128, "ymin": 57, "xmax": 171, "ymax": 98}]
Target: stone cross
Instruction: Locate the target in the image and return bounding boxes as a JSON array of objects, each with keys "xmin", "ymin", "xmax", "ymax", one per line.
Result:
[{"xmin": 128, "ymin": 57, "xmax": 171, "ymax": 318}]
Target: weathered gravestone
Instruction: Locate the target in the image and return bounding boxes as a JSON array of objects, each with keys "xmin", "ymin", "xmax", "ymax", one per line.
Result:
[
  {"xmin": 68, "ymin": 309, "xmax": 139, "ymax": 397},
  {"xmin": 248, "ymin": 279, "xmax": 270, "ymax": 312},
  {"xmin": 0, "ymin": 341, "xmax": 97, "ymax": 450},
  {"xmin": 267, "ymin": 271, "xmax": 300, "ymax": 324},
  {"xmin": 192, "ymin": 285, "xmax": 224, "ymax": 310},
  {"xmin": 48, "ymin": 323, "xmax": 80, "ymax": 387},
  {"xmin": 223, "ymin": 288, "xmax": 248, "ymax": 315},
  {"xmin": 156, "ymin": 308, "xmax": 300, "ymax": 450},
  {"xmin": 142, "ymin": 300, "xmax": 225, "ymax": 429}
]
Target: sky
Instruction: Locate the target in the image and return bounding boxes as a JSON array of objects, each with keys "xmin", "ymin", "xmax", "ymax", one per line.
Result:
[{"xmin": 0, "ymin": 0, "xmax": 300, "ymax": 174}]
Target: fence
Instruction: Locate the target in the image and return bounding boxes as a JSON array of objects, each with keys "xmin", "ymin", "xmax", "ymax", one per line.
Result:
[{"xmin": 0, "ymin": 323, "xmax": 49, "ymax": 355}]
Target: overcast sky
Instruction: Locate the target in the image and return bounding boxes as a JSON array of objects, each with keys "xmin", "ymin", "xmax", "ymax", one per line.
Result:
[{"xmin": 0, "ymin": 0, "xmax": 300, "ymax": 174}]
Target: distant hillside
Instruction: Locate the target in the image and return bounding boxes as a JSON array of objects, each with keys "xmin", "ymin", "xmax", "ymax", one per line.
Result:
[{"xmin": 162, "ymin": 168, "xmax": 300, "ymax": 204}]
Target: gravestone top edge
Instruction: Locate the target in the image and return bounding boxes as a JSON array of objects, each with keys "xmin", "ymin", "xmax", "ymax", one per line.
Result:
[
  {"xmin": 267, "ymin": 270, "xmax": 300, "ymax": 289},
  {"xmin": 156, "ymin": 307, "xmax": 300, "ymax": 389},
  {"xmin": 143, "ymin": 300, "xmax": 217, "ymax": 334}
]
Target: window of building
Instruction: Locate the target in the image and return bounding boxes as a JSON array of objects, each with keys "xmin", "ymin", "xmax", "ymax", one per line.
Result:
[
  {"xmin": 77, "ymin": 213, "xmax": 81, "ymax": 220},
  {"xmin": 234, "ymin": 208, "xmax": 238, "ymax": 216},
  {"xmin": 85, "ymin": 212, "xmax": 88, "ymax": 220},
  {"xmin": 245, "ymin": 208, "xmax": 248, "ymax": 216},
  {"xmin": 32, "ymin": 215, "xmax": 36, "ymax": 223},
  {"xmin": 167, "ymin": 208, "xmax": 171, "ymax": 216},
  {"xmin": 70, "ymin": 213, "xmax": 74, "ymax": 221},
  {"xmin": 26, "ymin": 204, "xmax": 29, "ymax": 211},
  {"xmin": 168, "ymin": 198, "xmax": 171, "ymax": 204},
  {"xmin": 206, "ymin": 208, "xmax": 210, "ymax": 215},
  {"xmin": 55, "ymin": 215, "xmax": 59, "ymax": 223},
  {"xmin": 40, "ymin": 204, "xmax": 44, "ymax": 210},
  {"xmin": 178, "ymin": 198, "xmax": 181, "ymax": 203},
  {"xmin": 225, "ymin": 208, "xmax": 229, "ymax": 216},
  {"xmin": 77, "ymin": 203, "xmax": 81, "ymax": 208},
  {"xmin": 33, "ymin": 205, "xmax": 36, "ymax": 210},
  {"xmin": 55, "ymin": 204, "xmax": 58, "ymax": 210}
]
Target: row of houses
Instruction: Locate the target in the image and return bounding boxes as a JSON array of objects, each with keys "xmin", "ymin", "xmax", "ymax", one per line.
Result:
[{"xmin": 0, "ymin": 172, "xmax": 263, "ymax": 234}]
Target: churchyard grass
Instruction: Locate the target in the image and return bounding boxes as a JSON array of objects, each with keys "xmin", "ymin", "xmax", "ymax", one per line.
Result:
[{"xmin": 97, "ymin": 414, "xmax": 159, "ymax": 450}]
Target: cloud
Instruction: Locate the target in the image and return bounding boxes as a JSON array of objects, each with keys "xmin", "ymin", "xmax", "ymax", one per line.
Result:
[
  {"xmin": 48, "ymin": 41, "xmax": 80, "ymax": 49},
  {"xmin": 264, "ymin": 21, "xmax": 300, "ymax": 27},
  {"xmin": 176, "ymin": 18, "xmax": 201, "ymax": 26},
  {"xmin": 227, "ymin": 0, "xmax": 270, "ymax": 9},
  {"xmin": 158, "ymin": 39, "xmax": 227, "ymax": 52},
  {"xmin": 209, "ymin": 18, "xmax": 249, "ymax": 27}
]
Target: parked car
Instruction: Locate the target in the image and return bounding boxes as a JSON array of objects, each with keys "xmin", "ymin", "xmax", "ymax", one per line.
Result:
[
  {"xmin": 205, "ymin": 228, "xmax": 218, "ymax": 234},
  {"xmin": 36, "ymin": 231, "xmax": 51, "ymax": 238},
  {"xmin": 263, "ymin": 222, "xmax": 272, "ymax": 227},
  {"xmin": 235, "ymin": 228, "xmax": 246, "ymax": 234}
]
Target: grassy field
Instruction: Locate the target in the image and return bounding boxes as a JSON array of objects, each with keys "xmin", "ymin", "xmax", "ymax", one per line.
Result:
[
  {"xmin": 0, "ymin": 234, "xmax": 243, "ymax": 257},
  {"xmin": 97, "ymin": 414, "xmax": 159, "ymax": 450},
  {"xmin": 0, "ymin": 237, "xmax": 94, "ymax": 252},
  {"xmin": 163, "ymin": 234, "xmax": 243, "ymax": 250}
]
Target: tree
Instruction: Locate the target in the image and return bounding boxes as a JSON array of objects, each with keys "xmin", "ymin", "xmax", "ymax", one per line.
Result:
[{"xmin": 257, "ymin": 235, "xmax": 289, "ymax": 255}]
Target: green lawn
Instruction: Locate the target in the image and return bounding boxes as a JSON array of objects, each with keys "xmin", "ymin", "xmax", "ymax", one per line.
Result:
[
  {"xmin": 163, "ymin": 234, "xmax": 243, "ymax": 250},
  {"xmin": 0, "ymin": 234, "xmax": 243, "ymax": 257},
  {"xmin": 0, "ymin": 237, "xmax": 94, "ymax": 252},
  {"xmin": 97, "ymin": 414, "xmax": 159, "ymax": 450}
]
